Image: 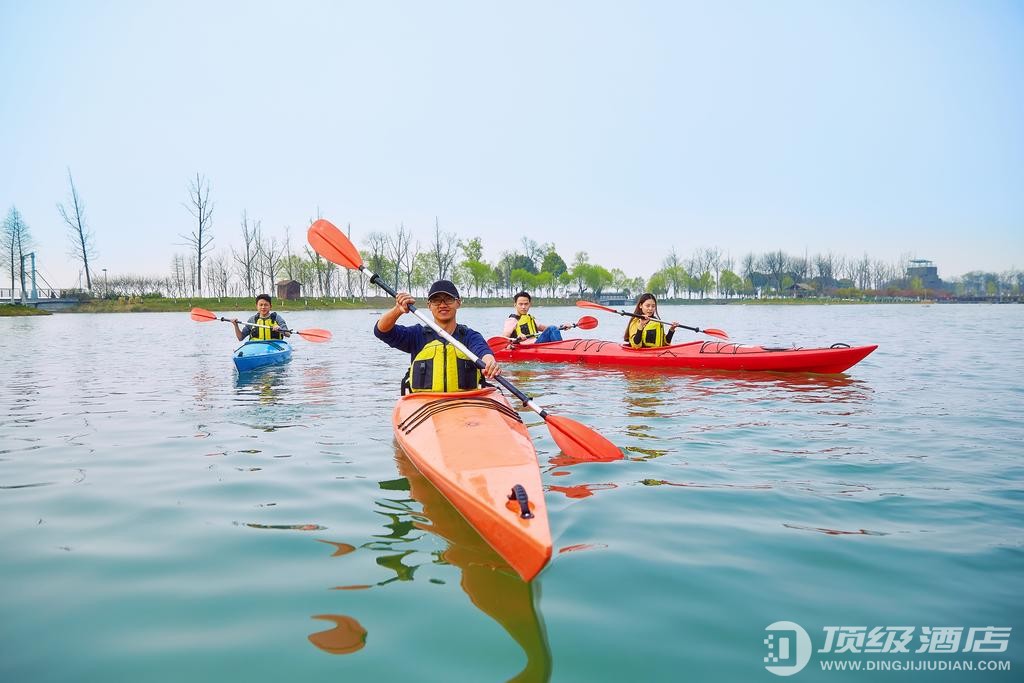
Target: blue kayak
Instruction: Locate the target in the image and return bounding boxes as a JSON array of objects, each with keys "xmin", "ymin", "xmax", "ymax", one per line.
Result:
[{"xmin": 232, "ymin": 340, "xmax": 292, "ymax": 372}]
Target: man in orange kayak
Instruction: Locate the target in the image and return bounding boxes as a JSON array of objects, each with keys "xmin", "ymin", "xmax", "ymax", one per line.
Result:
[
  {"xmin": 502, "ymin": 290, "xmax": 570, "ymax": 344},
  {"xmin": 231, "ymin": 293, "xmax": 291, "ymax": 341},
  {"xmin": 375, "ymin": 279, "xmax": 501, "ymax": 393}
]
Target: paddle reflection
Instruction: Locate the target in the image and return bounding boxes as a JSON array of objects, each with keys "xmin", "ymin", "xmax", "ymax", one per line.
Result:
[
  {"xmin": 299, "ymin": 361, "xmax": 335, "ymax": 405},
  {"xmin": 308, "ymin": 449, "xmax": 553, "ymax": 681},
  {"xmin": 308, "ymin": 614, "xmax": 368, "ymax": 654}
]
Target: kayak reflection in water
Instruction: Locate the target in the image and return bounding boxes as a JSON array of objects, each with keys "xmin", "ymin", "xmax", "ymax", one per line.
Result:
[
  {"xmin": 374, "ymin": 279, "xmax": 501, "ymax": 393},
  {"xmin": 502, "ymin": 290, "xmax": 570, "ymax": 345},
  {"xmin": 392, "ymin": 450, "xmax": 553, "ymax": 682},
  {"xmin": 307, "ymin": 455, "xmax": 553, "ymax": 681},
  {"xmin": 624, "ymin": 293, "xmax": 679, "ymax": 349},
  {"xmin": 231, "ymin": 293, "xmax": 291, "ymax": 341}
]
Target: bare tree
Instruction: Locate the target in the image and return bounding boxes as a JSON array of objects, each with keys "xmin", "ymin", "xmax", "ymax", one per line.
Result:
[
  {"xmin": 760, "ymin": 250, "xmax": 789, "ymax": 293},
  {"xmin": 2, "ymin": 207, "xmax": 31, "ymax": 300},
  {"xmin": 185, "ymin": 253, "xmax": 198, "ymax": 297},
  {"xmin": 365, "ymin": 231, "xmax": 389, "ymax": 279},
  {"xmin": 258, "ymin": 235, "xmax": 282, "ymax": 294},
  {"xmin": 282, "ymin": 225, "xmax": 296, "ymax": 280},
  {"xmin": 387, "ymin": 223, "xmax": 412, "ymax": 290},
  {"xmin": 741, "ymin": 252, "xmax": 757, "ymax": 283},
  {"xmin": 232, "ymin": 211, "xmax": 260, "ymax": 297},
  {"xmin": 853, "ymin": 253, "xmax": 871, "ymax": 290},
  {"xmin": 404, "ymin": 239, "xmax": 422, "ymax": 292},
  {"xmin": 305, "ymin": 245, "xmax": 326, "ymax": 296},
  {"xmin": 704, "ymin": 247, "xmax": 723, "ymax": 296},
  {"xmin": 429, "ymin": 217, "xmax": 459, "ymax": 281},
  {"xmin": 57, "ymin": 168, "xmax": 97, "ymax": 291},
  {"xmin": 205, "ymin": 252, "xmax": 231, "ymax": 297},
  {"xmin": 181, "ymin": 173, "xmax": 214, "ymax": 295},
  {"xmin": 170, "ymin": 254, "xmax": 188, "ymax": 297},
  {"xmin": 519, "ymin": 236, "xmax": 544, "ymax": 270},
  {"xmin": 341, "ymin": 223, "xmax": 355, "ymax": 299},
  {"xmin": 662, "ymin": 249, "xmax": 686, "ymax": 298},
  {"xmin": 814, "ymin": 252, "xmax": 837, "ymax": 289}
]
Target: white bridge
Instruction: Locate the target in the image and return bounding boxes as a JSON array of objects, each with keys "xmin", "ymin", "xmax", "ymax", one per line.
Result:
[{"xmin": 3, "ymin": 252, "xmax": 82, "ymax": 310}]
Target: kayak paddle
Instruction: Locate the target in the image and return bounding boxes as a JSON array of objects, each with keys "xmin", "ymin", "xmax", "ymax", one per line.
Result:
[
  {"xmin": 308, "ymin": 219, "xmax": 621, "ymax": 462},
  {"xmin": 486, "ymin": 316, "xmax": 598, "ymax": 352},
  {"xmin": 575, "ymin": 300, "xmax": 729, "ymax": 340},
  {"xmin": 190, "ymin": 307, "xmax": 333, "ymax": 342}
]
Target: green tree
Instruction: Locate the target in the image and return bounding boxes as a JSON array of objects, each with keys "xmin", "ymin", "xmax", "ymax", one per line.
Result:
[
  {"xmin": 411, "ymin": 252, "xmax": 435, "ymax": 292},
  {"xmin": 463, "ymin": 260, "xmax": 492, "ymax": 297},
  {"xmin": 558, "ymin": 271, "xmax": 574, "ymax": 296},
  {"xmin": 583, "ymin": 264, "xmax": 614, "ymax": 297},
  {"xmin": 646, "ymin": 271, "xmax": 669, "ymax": 297},
  {"xmin": 460, "ymin": 237, "xmax": 483, "ymax": 262},
  {"xmin": 781, "ymin": 274, "xmax": 794, "ymax": 294},
  {"xmin": 719, "ymin": 270, "xmax": 743, "ymax": 298},
  {"xmin": 534, "ymin": 270, "xmax": 555, "ymax": 297},
  {"xmin": 510, "ymin": 254, "xmax": 538, "ymax": 275},
  {"xmin": 540, "ymin": 249, "xmax": 568, "ymax": 278},
  {"xmin": 510, "ymin": 268, "xmax": 536, "ymax": 292}
]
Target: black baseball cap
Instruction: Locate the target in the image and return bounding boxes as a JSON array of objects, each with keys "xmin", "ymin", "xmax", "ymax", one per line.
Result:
[{"xmin": 427, "ymin": 280, "xmax": 461, "ymax": 300}]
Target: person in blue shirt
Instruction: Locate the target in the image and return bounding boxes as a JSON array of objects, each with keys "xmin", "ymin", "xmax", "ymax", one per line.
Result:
[{"xmin": 374, "ymin": 279, "xmax": 500, "ymax": 393}]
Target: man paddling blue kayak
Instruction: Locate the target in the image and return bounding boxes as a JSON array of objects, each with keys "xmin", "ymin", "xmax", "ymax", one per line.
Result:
[{"xmin": 231, "ymin": 293, "xmax": 291, "ymax": 342}]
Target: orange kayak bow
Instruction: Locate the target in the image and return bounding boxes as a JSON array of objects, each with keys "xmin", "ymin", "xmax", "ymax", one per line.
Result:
[{"xmin": 392, "ymin": 388, "xmax": 552, "ymax": 582}]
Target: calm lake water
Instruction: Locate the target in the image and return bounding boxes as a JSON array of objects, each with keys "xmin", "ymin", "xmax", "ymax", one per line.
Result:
[{"xmin": 1, "ymin": 304, "xmax": 1021, "ymax": 682}]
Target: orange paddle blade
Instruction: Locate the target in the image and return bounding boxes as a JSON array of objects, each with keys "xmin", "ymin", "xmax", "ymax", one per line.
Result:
[
  {"xmin": 703, "ymin": 328, "xmax": 729, "ymax": 340},
  {"xmin": 576, "ymin": 316, "xmax": 599, "ymax": 330},
  {"xmin": 190, "ymin": 307, "xmax": 218, "ymax": 322},
  {"xmin": 545, "ymin": 414, "xmax": 622, "ymax": 462},
  {"xmin": 297, "ymin": 328, "xmax": 333, "ymax": 343},
  {"xmin": 308, "ymin": 220, "xmax": 364, "ymax": 270},
  {"xmin": 575, "ymin": 300, "xmax": 616, "ymax": 313}
]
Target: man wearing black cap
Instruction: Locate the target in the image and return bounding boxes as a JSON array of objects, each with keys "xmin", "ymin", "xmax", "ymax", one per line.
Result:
[{"xmin": 374, "ymin": 279, "xmax": 501, "ymax": 393}]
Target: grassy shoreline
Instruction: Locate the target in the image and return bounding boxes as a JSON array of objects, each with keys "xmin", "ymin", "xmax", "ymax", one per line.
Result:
[
  {"xmin": 0, "ymin": 295, "xmax": 940, "ymax": 316},
  {"xmin": 0, "ymin": 304, "xmax": 51, "ymax": 316}
]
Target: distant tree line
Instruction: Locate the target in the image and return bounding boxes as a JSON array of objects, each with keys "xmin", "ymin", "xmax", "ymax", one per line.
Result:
[{"xmin": 4, "ymin": 172, "xmax": 1022, "ymax": 302}]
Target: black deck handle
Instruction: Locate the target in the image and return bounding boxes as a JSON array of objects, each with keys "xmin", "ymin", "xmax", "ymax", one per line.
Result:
[{"xmin": 508, "ymin": 484, "xmax": 534, "ymax": 519}]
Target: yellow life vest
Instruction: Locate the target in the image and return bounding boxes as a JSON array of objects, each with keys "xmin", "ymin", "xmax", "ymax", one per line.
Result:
[
  {"xmin": 407, "ymin": 326, "xmax": 482, "ymax": 393},
  {"xmin": 249, "ymin": 314, "xmax": 282, "ymax": 341},
  {"xmin": 628, "ymin": 318, "xmax": 666, "ymax": 348},
  {"xmin": 513, "ymin": 313, "xmax": 539, "ymax": 338}
]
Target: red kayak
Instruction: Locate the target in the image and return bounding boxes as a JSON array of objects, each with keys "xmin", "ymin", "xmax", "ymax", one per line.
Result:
[{"xmin": 488, "ymin": 338, "xmax": 877, "ymax": 374}]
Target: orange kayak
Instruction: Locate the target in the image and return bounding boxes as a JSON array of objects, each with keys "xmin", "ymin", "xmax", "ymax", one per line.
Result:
[{"xmin": 392, "ymin": 388, "xmax": 552, "ymax": 582}]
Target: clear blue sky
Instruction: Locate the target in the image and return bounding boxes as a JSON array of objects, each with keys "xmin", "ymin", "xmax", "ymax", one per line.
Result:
[{"xmin": 2, "ymin": 0, "xmax": 1022, "ymax": 288}]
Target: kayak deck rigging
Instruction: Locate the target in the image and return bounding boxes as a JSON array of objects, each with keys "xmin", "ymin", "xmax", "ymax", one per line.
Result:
[{"xmin": 396, "ymin": 394, "xmax": 524, "ymax": 435}]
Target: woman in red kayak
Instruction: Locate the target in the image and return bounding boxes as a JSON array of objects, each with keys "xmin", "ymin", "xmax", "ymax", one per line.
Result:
[{"xmin": 624, "ymin": 293, "xmax": 679, "ymax": 348}]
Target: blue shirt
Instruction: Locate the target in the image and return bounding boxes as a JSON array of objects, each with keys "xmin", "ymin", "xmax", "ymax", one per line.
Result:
[{"xmin": 374, "ymin": 322, "xmax": 493, "ymax": 361}]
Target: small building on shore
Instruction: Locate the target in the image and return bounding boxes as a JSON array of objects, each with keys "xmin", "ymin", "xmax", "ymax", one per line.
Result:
[
  {"xmin": 907, "ymin": 260, "xmax": 943, "ymax": 290},
  {"xmin": 598, "ymin": 291, "xmax": 629, "ymax": 307},
  {"xmin": 276, "ymin": 280, "xmax": 301, "ymax": 300},
  {"xmin": 786, "ymin": 282, "xmax": 815, "ymax": 298}
]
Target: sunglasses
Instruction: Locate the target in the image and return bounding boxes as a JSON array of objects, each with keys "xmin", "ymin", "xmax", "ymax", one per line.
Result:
[{"xmin": 428, "ymin": 295, "xmax": 457, "ymax": 306}]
